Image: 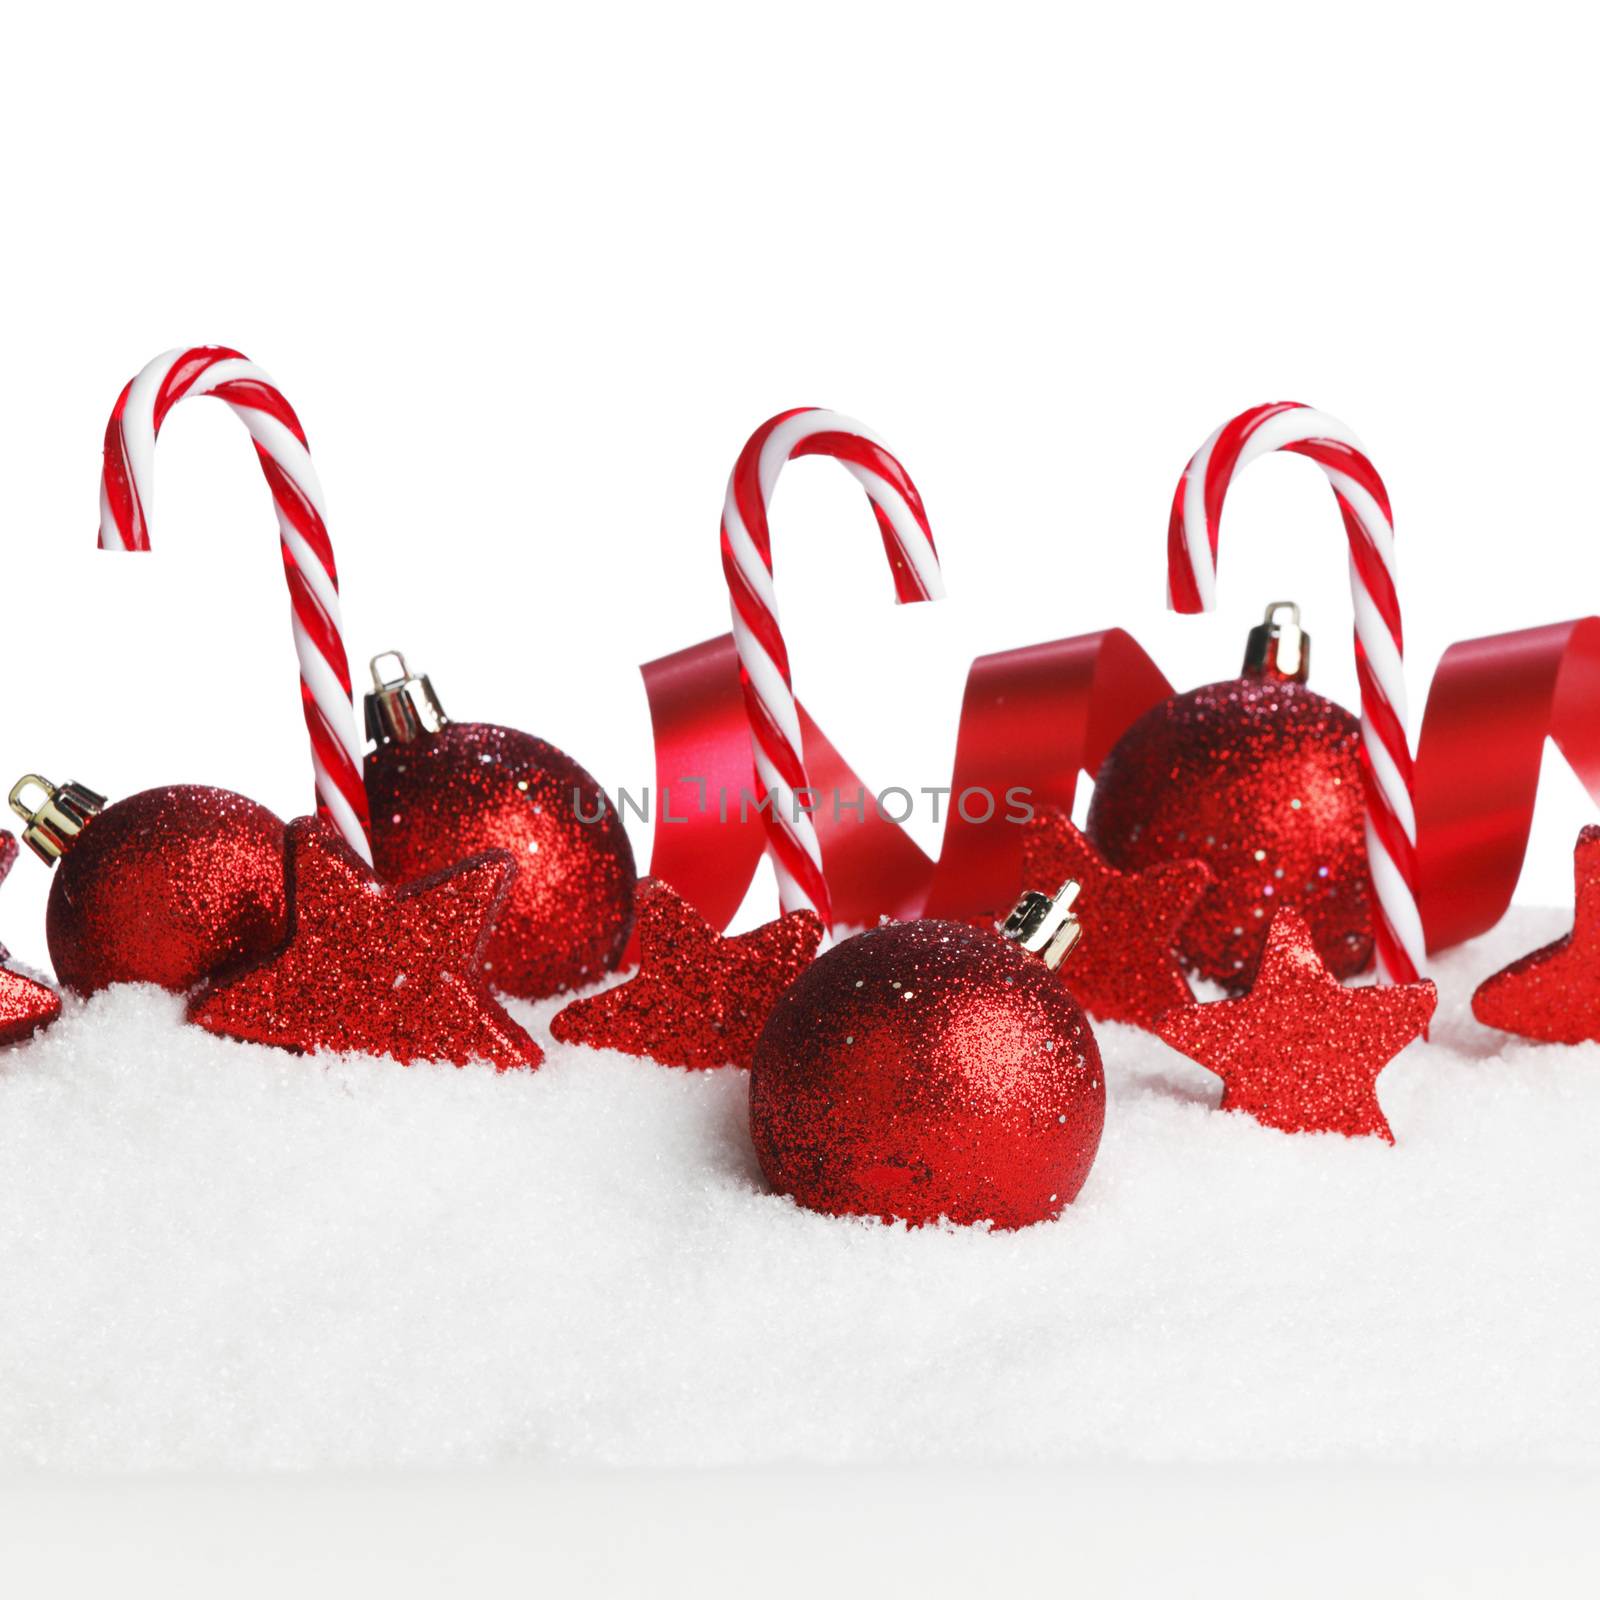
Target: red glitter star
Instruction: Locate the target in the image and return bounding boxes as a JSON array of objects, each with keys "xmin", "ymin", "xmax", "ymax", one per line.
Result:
[
  {"xmin": 550, "ymin": 877, "xmax": 822, "ymax": 1068},
  {"xmin": 1, "ymin": 831, "xmax": 61, "ymax": 1049},
  {"xmin": 1021, "ymin": 808, "xmax": 1213, "ymax": 1029},
  {"xmin": 1474, "ymin": 825, "xmax": 1600, "ymax": 1044},
  {"xmin": 189, "ymin": 818, "xmax": 541, "ymax": 1070},
  {"xmin": 1156, "ymin": 907, "xmax": 1436, "ymax": 1141}
]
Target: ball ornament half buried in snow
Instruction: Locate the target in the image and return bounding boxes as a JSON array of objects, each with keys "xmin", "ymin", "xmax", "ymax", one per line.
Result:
[
  {"xmin": 749, "ymin": 886, "xmax": 1104, "ymax": 1230},
  {"xmin": 9, "ymin": 775, "xmax": 287, "ymax": 997}
]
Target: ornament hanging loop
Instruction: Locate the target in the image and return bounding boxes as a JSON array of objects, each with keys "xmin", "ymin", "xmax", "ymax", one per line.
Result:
[
  {"xmin": 8, "ymin": 775, "xmax": 106, "ymax": 864},
  {"xmin": 1243, "ymin": 601, "xmax": 1311, "ymax": 684},
  {"xmin": 1002, "ymin": 879, "xmax": 1083, "ymax": 970},
  {"xmin": 364, "ymin": 651, "xmax": 449, "ymax": 747}
]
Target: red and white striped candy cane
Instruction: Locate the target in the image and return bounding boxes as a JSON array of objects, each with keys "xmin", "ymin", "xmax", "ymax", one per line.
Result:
[
  {"xmin": 99, "ymin": 346, "xmax": 371, "ymax": 860},
  {"xmin": 1166, "ymin": 401, "xmax": 1422, "ymax": 985},
  {"xmin": 720, "ymin": 408, "xmax": 944, "ymax": 925}
]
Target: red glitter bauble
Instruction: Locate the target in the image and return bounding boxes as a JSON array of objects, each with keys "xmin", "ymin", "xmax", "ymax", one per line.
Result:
[
  {"xmin": 19, "ymin": 781, "xmax": 287, "ymax": 997},
  {"xmin": 1087, "ymin": 658, "xmax": 1371, "ymax": 989},
  {"xmin": 362, "ymin": 660, "xmax": 635, "ymax": 1000},
  {"xmin": 750, "ymin": 919, "xmax": 1104, "ymax": 1230},
  {"xmin": 367, "ymin": 723, "xmax": 635, "ymax": 998}
]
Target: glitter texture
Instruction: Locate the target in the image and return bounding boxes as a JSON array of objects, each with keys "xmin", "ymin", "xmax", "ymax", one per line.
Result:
[
  {"xmin": 551, "ymin": 877, "xmax": 821, "ymax": 1069},
  {"xmin": 0, "ymin": 832, "xmax": 59, "ymax": 1047},
  {"xmin": 1473, "ymin": 826, "xmax": 1600, "ymax": 1043},
  {"xmin": 366, "ymin": 721, "xmax": 635, "ymax": 1000},
  {"xmin": 1087, "ymin": 674, "xmax": 1373, "ymax": 988},
  {"xmin": 750, "ymin": 918, "xmax": 1104, "ymax": 1229},
  {"xmin": 1020, "ymin": 807, "xmax": 1212, "ymax": 1029},
  {"xmin": 45, "ymin": 785, "xmax": 287, "ymax": 997},
  {"xmin": 1156, "ymin": 906, "xmax": 1436, "ymax": 1141},
  {"xmin": 189, "ymin": 818, "xmax": 541, "ymax": 1070}
]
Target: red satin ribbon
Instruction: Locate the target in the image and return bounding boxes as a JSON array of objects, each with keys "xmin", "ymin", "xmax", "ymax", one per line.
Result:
[
  {"xmin": 642, "ymin": 630, "xmax": 1172, "ymax": 931},
  {"xmin": 920, "ymin": 631, "xmax": 1173, "ymax": 917},
  {"xmin": 1415, "ymin": 619, "xmax": 1600, "ymax": 950},
  {"xmin": 641, "ymin": 619, "xmax": 1600, "ymax": 952}
]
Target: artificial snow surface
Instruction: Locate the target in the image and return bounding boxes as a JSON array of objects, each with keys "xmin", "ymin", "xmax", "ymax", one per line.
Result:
[{"xmin": 2, "ymin": 910, "xmax": 1597, "ymax": 1473}]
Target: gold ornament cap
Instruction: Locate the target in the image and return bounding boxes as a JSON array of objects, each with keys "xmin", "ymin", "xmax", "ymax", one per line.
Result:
[
  {"xmin": 1001, "ymin": 878, "xmax": 1083, "ymax": 971},
  {"xmin": 8, "ymin": 775, "xmax": 107, "ymax": 864},
  {"xmin": 1242, "ymin": 601, "xmax": 1311, "ymax": 684},
  {"xmin": 364, "ymin": 651, "xmax": 449, "ymax": 747}
]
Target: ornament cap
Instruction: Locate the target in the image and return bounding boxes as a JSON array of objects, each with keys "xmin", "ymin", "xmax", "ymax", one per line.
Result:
[
  {"xmin": 365, "ymin": 651, "xmax": 449, "ymax": 747},
  {"xmin": 8, "ymin": 775, "xmax": 107, "ymax": 865},
  {"xmin": 1002, "ymin": 879, "xmax": 1083, "ymax": 970},
  {"xmin": 1243, "ymin": 601, "xmax": 1311, "ymax": 683}
]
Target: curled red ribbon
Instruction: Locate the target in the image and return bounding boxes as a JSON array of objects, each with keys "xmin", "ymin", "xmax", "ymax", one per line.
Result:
[
  {"xmin": 642, "ymin": 630, "xmax": 1172, "ymax": 932},
  {"xmin": 1414, "ymin": 619, "xmax": 1600, "ymax": 951},
  {"xmin": 641, "ymin": 619, "xmax": 1600, "ymax": 953}
]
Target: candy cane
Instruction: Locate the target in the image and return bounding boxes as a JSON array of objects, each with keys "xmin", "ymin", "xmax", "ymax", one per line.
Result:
[
  {"xmin": 1166, "ymin": 401, "xmax": 1422, "ymax": 985},
  {"xmin": 720, "ymin": 408, "xmax": 944, "ymax": 924},
  {"xmin": 99, "ymin": 346, "xmax": 371, "ymax": 860}
]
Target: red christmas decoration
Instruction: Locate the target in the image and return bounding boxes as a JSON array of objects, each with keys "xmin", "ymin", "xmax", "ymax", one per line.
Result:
[
  {"xmin": 1019, "ymin": 807, "xmax": 1211, "ymax": 1029},
  {"xmin": 1086, "ymin": 604, "xmax": 1373, "ymax": 988},
  {"xmin": 8, "ymin": 776, "xmax": 287, "ymax": 997},
  {"xmin": 750, "ymin": 895, "xmax": 1103, "ymax": 1230},
  {"xmin": 551, "ymin": 877, "xmax": 821, "ymax": 1069},
  {"xmin": 1472, "ymin": 826, "xmax": 1600, "ymax": 1043},
  {"xmin": 362, "ymin": 655, "xmax": 636, "ymax": 1000},
  {"xmin": 0, "ymin": 832, "xmax": 61, "ymax": 1048},
  {"xmin": 189, "ymin": 818, "xmax": 541, "ymax": 1070},
  {"xmin": 1156, "ymin": 907, "xmax": 1436, "ymax": 1142},
  {"xmin": 0, "ymin": 964, "xmax": 59, "ymax": 1050}
]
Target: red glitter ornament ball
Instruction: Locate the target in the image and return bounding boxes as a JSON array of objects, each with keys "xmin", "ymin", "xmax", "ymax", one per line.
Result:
[
  {"xmin": 9, "ymin": 776, "xmax": 286, "ymax": 996},
  {"xmin": 1086, "ymin": 604, "xmax": 1371, "ymax": 988},
  {"xmin": 362, "ymin": 656, "xmax": 636, "ymax": 999},
  {"xmin": 750, "ymin": 911, "xmax": 1104, "ymax": 1230}
]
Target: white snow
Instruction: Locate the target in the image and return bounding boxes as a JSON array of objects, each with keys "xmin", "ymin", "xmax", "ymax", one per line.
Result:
[{"xmin": 1, "ymin": 909, "xmax": 1597, "ymax": 1473}]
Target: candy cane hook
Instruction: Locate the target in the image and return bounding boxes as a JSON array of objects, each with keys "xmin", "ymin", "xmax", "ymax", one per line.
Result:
[
  {"xmin": 99, "ymin": 346, "xmax": 371, "ymax": 860},
  {"xmin": 720, "ymin": 408, "xmax": 944, "ymax": 925},
  {"xmin": 1166, "ymin": 401, "xmax": 1423, "ymax": 984}
]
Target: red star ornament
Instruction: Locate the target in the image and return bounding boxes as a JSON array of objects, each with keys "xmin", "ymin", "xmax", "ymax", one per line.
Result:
[
  {"xmin": 1473, "ymin": 825, "xmax": 1600, "ymax": 1044},
  {"xmin": 1, "ymin": 831, "xmax": 61, "ymax": 1048},
  {"xmin": 1020, "ymin": 807, "xmax": 1213, "ymax": 1029},
  {"xmin": 189, "ymin": 818, "xmax": 541, "ymax": 1070},
  {"xmin": 550, "ymin": 877, "xmax": 822, "ymax": 1068},
  {"xmin": 1156, "ymin": 906, "xmax": 1436, "ymax": 1141}
]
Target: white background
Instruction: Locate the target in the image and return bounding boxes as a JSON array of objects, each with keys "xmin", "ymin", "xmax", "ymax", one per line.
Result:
[
  {"xmin": 4, "ymin": 2, "xmax": 1598, "ymax": 970},
  {"xmin": 4, "ymin": 2, "xmax": 1599, "ymax": 1590}
]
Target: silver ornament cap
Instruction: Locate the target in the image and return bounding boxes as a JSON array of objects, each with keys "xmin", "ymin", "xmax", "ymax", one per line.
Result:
[
  {"xmin": 364, "ymin": 651, "xmax": 449, "ymax": 747},
  {"xmin": 1001, "ymin": 878, "xmax": 1083, "ymax": 971}
]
